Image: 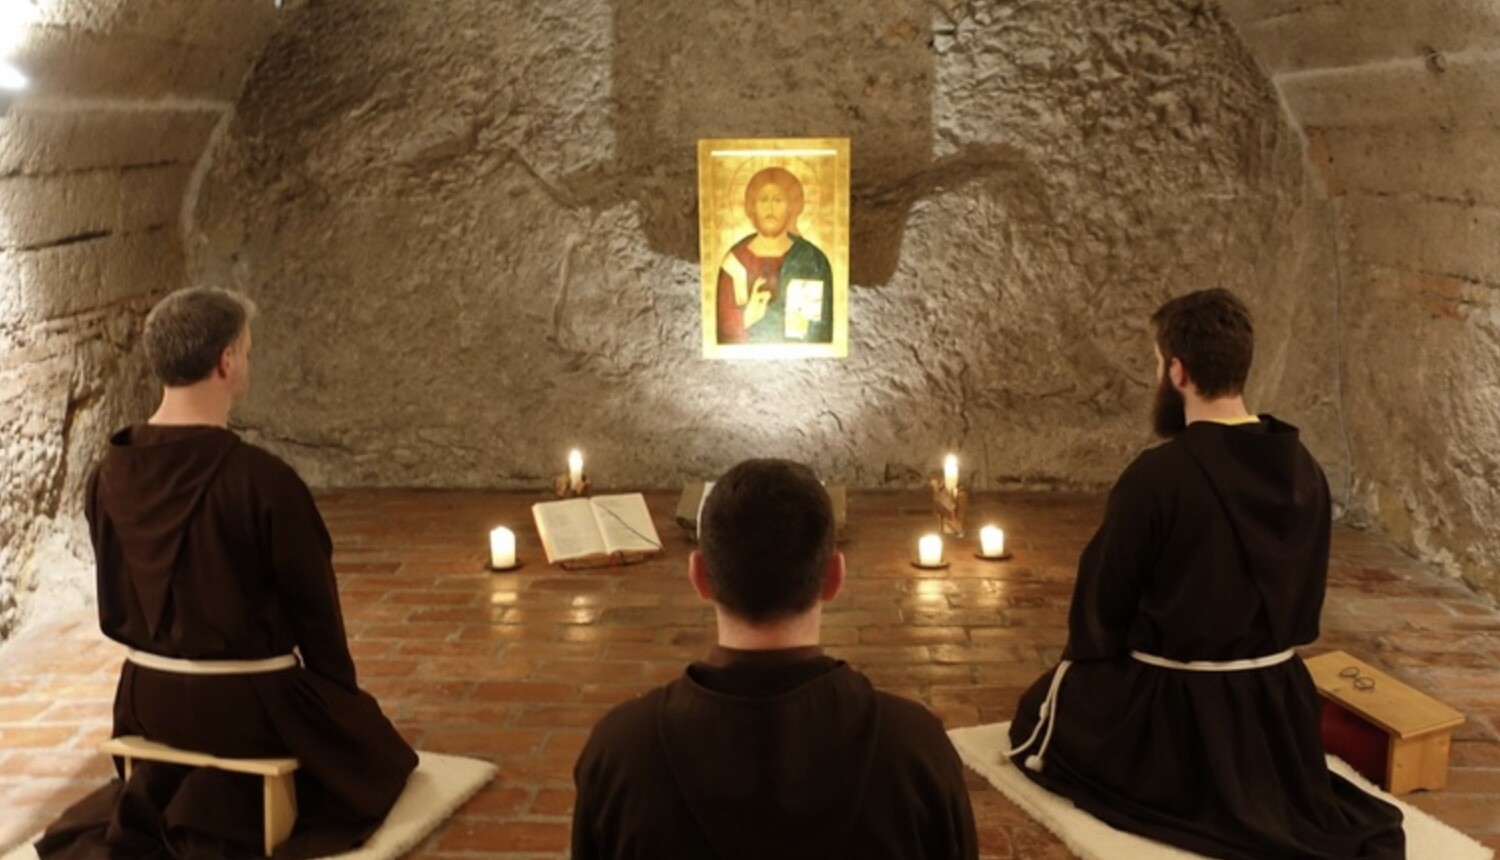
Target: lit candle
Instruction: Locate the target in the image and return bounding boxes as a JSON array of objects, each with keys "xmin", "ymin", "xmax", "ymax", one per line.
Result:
[
  {"xmin": 568, "ymin": 449, "xmax": 584, "ymax": 490},
  {"xmin": 489, "ymin": 526, "xmax": 516, "ymax": 569},
  {"xmin": 980, "ymin": 525, "xmax": 1005, "ymax": 557},
  {"xmin": 943, "ymin": 454, "xmax": 959, "ymax": 494},
  {"xmin": 918, "ymin": 534, "xmax": 944, "ymax": 566}
]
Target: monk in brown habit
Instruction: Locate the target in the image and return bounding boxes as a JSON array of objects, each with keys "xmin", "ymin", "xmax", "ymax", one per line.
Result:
[
  {"xmin": 572, "ymin": 459, "xmax": 978, "ymax": 859},
  {"xmin": 37, "ymin": 288, "xmax": 416, "ymax": 859},
  {"xmin": 1007, "ymin": 288, "xmax": 1405, "ymax": 858}
]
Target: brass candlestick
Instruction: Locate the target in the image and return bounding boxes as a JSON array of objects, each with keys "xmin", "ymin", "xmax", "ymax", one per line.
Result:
[
  {"xmin": 929, "ymin": 478, "xmax": 967, "ymax": 537},
  {"xmin": 553, "ymin": 473, "xmax": 591, "ymax": 499}
]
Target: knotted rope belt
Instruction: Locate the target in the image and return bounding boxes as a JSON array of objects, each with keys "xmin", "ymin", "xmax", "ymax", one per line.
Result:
[
  {"xmin": 1003, "ymin": 648, "xmax": 1296, "ymax": 772},
  {"xmin": 126, "ymin": 649, "xmax": 299, "ymax": 675}
]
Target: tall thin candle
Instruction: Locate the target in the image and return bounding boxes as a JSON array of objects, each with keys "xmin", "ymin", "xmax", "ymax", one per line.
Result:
[{"xmin": 568, "ymin": 449, "xmax": 584, "ymax": 491}]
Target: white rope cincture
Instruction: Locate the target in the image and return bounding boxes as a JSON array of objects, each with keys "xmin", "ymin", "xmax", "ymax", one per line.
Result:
[
  {"xmin": 1001, "ymin": 649, "xmax": 1296, "ymax": 774},
  {"xmin": 126, "ymin": 649, "xmax": 298, "ymax": 675},
  {"xmin": 1000, "ymin": 659, "xmax": 1072, "ymax": 773},
  {"xmin": 1129, "ymin": 649, "xmax": 1295, "ymax": 672}
]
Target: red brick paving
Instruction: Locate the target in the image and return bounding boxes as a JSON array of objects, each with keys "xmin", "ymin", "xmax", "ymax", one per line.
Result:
[{"xmin": 1, "ymin": 489, "xmax": 1497, "ymax": 858}]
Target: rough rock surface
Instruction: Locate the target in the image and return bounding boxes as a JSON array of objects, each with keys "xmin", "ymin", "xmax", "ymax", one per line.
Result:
[
  {"xmin": 0, "ymin": 123, "xmax": 189, "ymax": 640},
  {"xmin": 0, "ymin": 300, "xmax": 159, "ymax": 640},
  {"xmin": 0, "ymin": 0, "xmax": 283, "ymax": 642},
  {"xmin": 6, "ymin": 0, "xmax": 1495, "ymax": 643},
  {"xmin": 192, "ymin": 0, "xmax": 1344, "ymax": 503},
  {"xmin": 1223, "ymin": 0, "xmax": 1500, "ymax": 605}
]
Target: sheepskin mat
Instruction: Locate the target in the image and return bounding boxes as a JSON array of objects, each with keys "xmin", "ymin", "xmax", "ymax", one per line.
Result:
[
  {"xmin": 3, "ymin": 751, "xmax": 496, "ymax": 860},
  {"xmin": 948, "ymin": 722, "xmax": 1492, "ymax": 860}
]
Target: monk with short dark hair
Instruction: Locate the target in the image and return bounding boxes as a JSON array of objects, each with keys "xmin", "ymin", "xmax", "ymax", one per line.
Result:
[
  {"xmin": 572, "ymin": 458, "xmax": 978, "ymax": 860},
  {"xmin": 1006, "ymin": 287, "xmax": 1405, "ymax": 858},
  {"xmin": 38, "ymin": 287, "xmax": 416, "ymax": 860}
]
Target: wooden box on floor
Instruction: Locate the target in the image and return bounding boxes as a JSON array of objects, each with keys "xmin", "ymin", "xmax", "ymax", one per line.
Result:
[
  {"xmin": 1304, "ymin": 650, "xmax": 1465, "ymax": 795},
  {"xmin": 99, "ymin": 735, "xmax": 300, "ymax": 857}
]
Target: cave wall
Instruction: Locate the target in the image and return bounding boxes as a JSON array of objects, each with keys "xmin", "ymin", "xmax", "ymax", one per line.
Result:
[
  {"xmin": 190, "ymin": 0, "xmax": 1344, "ymax": 501},
  {"xmin": 0, "ymin": 0, "xmax": 282, "ymax": 641},
  {"xmin": 1223, "ymin": 0, "xmax": 1500, "ymax": 603}
]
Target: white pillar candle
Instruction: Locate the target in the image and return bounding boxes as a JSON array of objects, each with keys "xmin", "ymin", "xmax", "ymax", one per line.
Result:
[
  {"xmin": 918, "ymin": 534, "xmax": 944, "ymax": 566},
  {"xmin": 489, "ymin": 526, "xmax": 516, "ymax": 569},
  {"xmin": 943, "ymin": 454, "xmax": 959, "ymax": 494},
  {"xmin": 980, "ymin": 525, "xmax": 1005, "ymax": 557},
  {"xmin": 567, "ymin": 449, "xmax": 584, "ymax": 490}
]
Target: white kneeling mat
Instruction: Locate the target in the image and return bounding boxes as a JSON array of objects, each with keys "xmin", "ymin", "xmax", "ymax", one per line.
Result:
[
  {"xmin": 948, "ymin": 722, "xmax": 1493, "ymax": 860},
  {"xmin": 3, "ymin": 751, "xmax": 497, "ymax": 860}
]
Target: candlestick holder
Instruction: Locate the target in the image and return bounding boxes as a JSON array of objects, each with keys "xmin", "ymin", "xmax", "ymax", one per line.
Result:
[
  {"xmin": 929, "ymin": 478, "xmax": 967, "ymax": 537},
  {"xmin": 553, "ymin": 473, "xmax": 591, "ymax": 499}
]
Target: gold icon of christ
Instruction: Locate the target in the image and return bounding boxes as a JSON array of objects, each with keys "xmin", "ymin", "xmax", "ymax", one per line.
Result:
[{"xmin": 698, "ymin": 138, "xmax": 850, "ymax": 359}]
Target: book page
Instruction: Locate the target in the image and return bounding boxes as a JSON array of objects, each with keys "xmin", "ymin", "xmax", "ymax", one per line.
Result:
[
  {"xmin": 532, "ymin": 498, "xmax": 605, "ymax": 562},
  {"xmin": 589, "ymin": 494, "xmax": 663, "ymax": 556},
  {"xmin": 784, "ymin": 278, "xmax": 825, "ymax": 339}
]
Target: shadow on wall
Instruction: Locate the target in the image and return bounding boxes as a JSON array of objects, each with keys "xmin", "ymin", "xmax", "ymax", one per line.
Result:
[
  {"xmin": 598, "ymin": 0, "xmax": 935, "ymax": 286},
  {"xmin": 191, "ymin": 0, "xmax": 1320, "ymax": 495}
]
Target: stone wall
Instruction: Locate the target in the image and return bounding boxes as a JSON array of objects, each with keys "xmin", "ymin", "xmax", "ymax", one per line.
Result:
[
  {"xmin": 0, "ymin": 0, "xmax": 282, "ymax": 641},
  {"xmin": 1223, "ymin": 0, "xmax": 1500, "ymax": 604},
  {"xmin": 191, "ymin": 0, "xmax": 1344, "ymax": 501}
]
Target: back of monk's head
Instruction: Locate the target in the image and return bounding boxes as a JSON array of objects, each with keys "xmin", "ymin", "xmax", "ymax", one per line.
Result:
[
  {"xmin": 699, "ymin": 459, "xmax": 835, "ymax": 624},
  {"xmin": 144, "ymin": 287, "xmax": 257, "ymax": 387},
  {"xmin": 1150, "ymin": 287, "xmax": 1254, "ymax": 398}
]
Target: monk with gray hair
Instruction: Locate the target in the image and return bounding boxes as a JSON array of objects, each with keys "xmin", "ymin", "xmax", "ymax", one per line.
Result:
[{"xmin": 37, "ymin": 287, "xmax": 416, "ymax": 859}]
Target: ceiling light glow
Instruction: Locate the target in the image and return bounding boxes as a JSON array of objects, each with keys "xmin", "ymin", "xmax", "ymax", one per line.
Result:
[{"xmin": 0, "ymin": 60, "xmax": 26, "ymax": 91}]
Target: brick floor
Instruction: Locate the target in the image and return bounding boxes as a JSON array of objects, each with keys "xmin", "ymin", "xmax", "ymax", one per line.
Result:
[{"xmin": 1, "ymin": 489, "xmax": 1497, "ymax": 858}]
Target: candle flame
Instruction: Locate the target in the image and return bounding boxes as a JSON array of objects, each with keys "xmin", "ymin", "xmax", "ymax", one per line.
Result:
[{"xmin": 942, "ymin": 454, "xmax": 959, "ymax": 493}]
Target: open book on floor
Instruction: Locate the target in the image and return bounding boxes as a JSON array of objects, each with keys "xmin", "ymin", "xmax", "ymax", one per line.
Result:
[{"xmin": 532, "ymin": 493, "xmax": 663, "ymax": 569}]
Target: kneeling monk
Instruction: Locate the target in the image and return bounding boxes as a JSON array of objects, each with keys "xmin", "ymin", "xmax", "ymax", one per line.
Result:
[
  {"xmin": 1006, "ymin": 289, "xmax": 1404, "ymax": 859},
  {"xmin": 38, "ymin": 288, "xmax": 416, "ymax": 859}
]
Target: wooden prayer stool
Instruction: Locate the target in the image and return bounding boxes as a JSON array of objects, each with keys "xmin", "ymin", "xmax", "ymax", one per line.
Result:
[
  {"xmin": 1304, "ymin": 650, "xmax": 1465, "ymax": 795},
  {"xmin": 100, "ymin": 735, "xmax": 300, "ymax": 856}
]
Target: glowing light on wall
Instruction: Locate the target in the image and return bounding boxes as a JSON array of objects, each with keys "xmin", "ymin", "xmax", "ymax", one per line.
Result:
[
  {"xmin": 0, "ymin": 0, "xmax": 36, "ymax": 56},
  {"xmin": 0, "ymin": 0, "xmax": 37, "ymax": 91},
  {"xmin": 0, "ymin": 60, "xmax": 25, "ymax": 90}
]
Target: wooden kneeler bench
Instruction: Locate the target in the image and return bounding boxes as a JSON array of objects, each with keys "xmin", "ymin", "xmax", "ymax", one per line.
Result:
[
  {"xmin": 100, "ymin": 735, "xmax": 300, "ymax": 856},
  {"xmin": 1305, "ymin": 651, "xmax": 1465, "ymax": 795}
]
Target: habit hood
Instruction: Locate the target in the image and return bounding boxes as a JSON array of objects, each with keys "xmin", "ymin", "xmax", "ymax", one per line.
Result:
[
  {"xmin": 93, "ymin": 425, "xmax": 240, "ymax": 639},
  {"xmin": 1176, "ymin": 415, "xmax": 1330, "ymax": 645}
]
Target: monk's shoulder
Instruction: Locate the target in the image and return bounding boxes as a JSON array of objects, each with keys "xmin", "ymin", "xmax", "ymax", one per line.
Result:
[
  {"xmin": 866, "ymin": 686, "xmax": 967, "ymax": 787},
  {"xmin": 872, "ymin": 686, "xmax": 948, "ymax": 740},
  {"xmin": 577, "ymin": 684, "xmax": 668, "ymax": 772},
  {"xmin": 221, "ymin": 437, "xmax": 313, "ymax": 497},
  {"xmin": 1115, "ymin": 439, "xmax": 1195, "ymax": 496}
]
